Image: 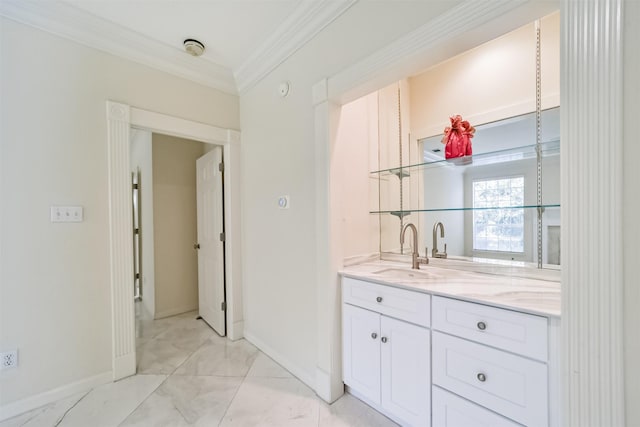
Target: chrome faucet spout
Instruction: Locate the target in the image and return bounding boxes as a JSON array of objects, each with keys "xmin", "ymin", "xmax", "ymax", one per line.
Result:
[
  {"xmin": 401, "ymin": 223, "xmax": 428, "ymax": 269},
  {"xmin": 432, "ymin": 222, "xmax": 448, "ymax": 258}
]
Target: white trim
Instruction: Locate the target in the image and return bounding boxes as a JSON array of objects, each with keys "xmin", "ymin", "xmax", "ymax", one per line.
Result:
[
  {"xmin": 0, "ymin": 0, "xmax": 237, "ymax": 94},
  {"xmin": 243, "ymin": 329, "xmax": 315, "ymax": 388},
  {"xmin": 0, "ymin": 371, "xmax": 112, "ymax": 422},
  {"xmin": 561, "ymin": 0, "xmax": 625, "ymax": 425},
  {"xmin": 106, "ymin": 101, "xmax": 136, "ymax": 381},
  {"xmin": 107, "ymin": 102, "xmax": 244, "ymax": 383},
  {"xmin": 235, "ymin": 0, "xmax": 357, "ymax": 94},
  {"xmin": 130, "ymin": 109, "xmax": 235, "ymax": 144}
]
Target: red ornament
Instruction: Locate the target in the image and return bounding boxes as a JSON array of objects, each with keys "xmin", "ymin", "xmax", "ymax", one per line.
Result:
[{"xmin": 442, "ymin": 115, "xmax": 475, "ymax": 159}]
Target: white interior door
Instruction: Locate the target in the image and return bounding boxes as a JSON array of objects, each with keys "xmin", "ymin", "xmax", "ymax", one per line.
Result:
[{"xmin": 196, "ymin": 147, "xmax": 225, "ymax": 336}]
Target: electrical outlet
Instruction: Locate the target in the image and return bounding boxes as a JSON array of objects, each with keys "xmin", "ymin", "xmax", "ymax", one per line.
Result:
[{"xmin": 1, "ymin": 350, "xmax": 18, "ymax": 369}]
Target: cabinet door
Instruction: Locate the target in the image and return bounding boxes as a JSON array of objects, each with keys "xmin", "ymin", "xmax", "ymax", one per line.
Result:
[
  {"xmin": 342, "ymin": 304, "xmax": 381, "ymax": 405},
  {"xmin": 380, "ymin": 315, "xmax": 430, "ymax": 426}
]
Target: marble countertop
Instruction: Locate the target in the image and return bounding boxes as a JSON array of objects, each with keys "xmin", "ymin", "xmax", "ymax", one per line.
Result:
[{"xmin": 340, "ymin": 259, "xmax": 561, "ymax": 317}]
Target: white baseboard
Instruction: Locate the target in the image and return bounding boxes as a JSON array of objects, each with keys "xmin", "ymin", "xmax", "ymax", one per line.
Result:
[
  {"xmin": 228, "ymin": 320, "xmax": 244, "ymax": 341},
  {"xmin": 0, "ymin": 371, "xmax": 112, "ymax": 422},
  {"xmin": 243, "ymin": 329, "xmax": 315, "ymax": 389},
  {"xmin": 154, "ymin": 305, "xmax": 198, "ymax": 319}
]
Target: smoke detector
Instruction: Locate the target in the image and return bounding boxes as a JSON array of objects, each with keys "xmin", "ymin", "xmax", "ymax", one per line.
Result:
[{"xmin": 183, "ymin": 39, "xmax": 205, "ymax": 57}]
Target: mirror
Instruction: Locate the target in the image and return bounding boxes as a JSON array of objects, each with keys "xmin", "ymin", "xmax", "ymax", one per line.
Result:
[
  {"xmin": 419, "ymin": 107, "xmax": 560, "ymax": 266},
  {"xmin": 371, "ymin": 13, "xmax": 560, "ymax": 269},
  {"xmin": 376, "ymin": 107, "xmax": 560, "ymax": 268}
]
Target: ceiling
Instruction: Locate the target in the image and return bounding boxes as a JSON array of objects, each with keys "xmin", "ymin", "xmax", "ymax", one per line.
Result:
[{"xmin": 0, "ymin": 0, "xmax": 357, "ymax": 94}]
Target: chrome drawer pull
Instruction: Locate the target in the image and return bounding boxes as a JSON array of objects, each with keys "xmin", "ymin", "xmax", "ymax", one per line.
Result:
[
  {"xmin": 477, "ymin": 321, "xmax": 487, "ymax": 331},
  {"xmin": 477, "ymin": 373, "xmax": 487, "ymax": 382},
  {"xmin": 371, "ymin": 332, "xmax": 378, "ymax": 339},
  {"xmin": 381, "ymin": 337, "xmax": 388, "ymax": 343},
  {"xmin": 376, "ymin": 296, "xmax": 383, "ymax": 303}
]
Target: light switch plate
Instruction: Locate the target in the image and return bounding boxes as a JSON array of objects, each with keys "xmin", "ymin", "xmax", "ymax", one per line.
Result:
[{"xmin": 50, "ymin": 206, "xmax": 84, "ymax": 222}]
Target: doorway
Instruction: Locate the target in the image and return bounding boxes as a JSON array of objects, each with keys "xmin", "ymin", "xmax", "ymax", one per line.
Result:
[
  {"xmin": 130, "ymin": 132, "xmax": 226, "ymax": 337},
  {"xmin": 107, "ymin": 102, "xmax": 242, "ymax": 381}
]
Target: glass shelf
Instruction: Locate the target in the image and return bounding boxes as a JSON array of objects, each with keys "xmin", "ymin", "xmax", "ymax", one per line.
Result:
[
  {"xmin": 370, "ymin": 204, "xmax": 560, "ymax": 215},
  {"xmin": 371, "ymin": 140, "xmax": 560, "ymax": 177}
]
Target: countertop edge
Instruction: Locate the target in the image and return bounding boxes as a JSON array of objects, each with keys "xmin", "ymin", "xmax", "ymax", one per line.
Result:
[{"xmin": 340, "ymin": 270, "xmax": 561, "ymax": 319}]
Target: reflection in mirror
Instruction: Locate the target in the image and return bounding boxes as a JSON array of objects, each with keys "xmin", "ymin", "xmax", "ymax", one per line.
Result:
[{"xmin": 391, "ymin": 107, "xmax": 560, "ymax": 267}]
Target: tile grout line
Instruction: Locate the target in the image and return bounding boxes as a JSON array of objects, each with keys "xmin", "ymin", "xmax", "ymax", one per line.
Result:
[
  {"xmin": 215, "ymin": 348, "xmax": 261, "ymax": 426},
  {"xmin": 117, "ymin": 318, "xmax": 212, "ymax": 426},
  {"xmin": 53, "ymin": 390, "xmax": 91, "ymax": 427}
]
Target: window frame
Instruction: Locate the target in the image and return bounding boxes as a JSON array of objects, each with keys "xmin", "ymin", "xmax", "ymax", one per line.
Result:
[{"xmin": 471, "ymin": 175, "xmax": 526, "ymax": 254}]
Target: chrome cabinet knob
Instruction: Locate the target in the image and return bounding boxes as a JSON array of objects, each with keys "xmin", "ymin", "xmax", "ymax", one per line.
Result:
[
  {"xmin": 381, "ymin": 337, "xmax": 388, "ymax": 343},
  {"xmin": 477, "ymin": 373, "xmax": 487, "ymax": 382},
  {"xmin": 376, "ymin": 297, "xmax": 383, "ymax": 303},
  {"xmin": 477, "ymin": 321, "xmax": 487, "ymax": 331},
  {"xmin": 371, "ymin": 332, "xmax": 377, "ymax": 339},
  {"xmin": 194, "ymin": 243, "xmax": 200, "ymax": 250}
]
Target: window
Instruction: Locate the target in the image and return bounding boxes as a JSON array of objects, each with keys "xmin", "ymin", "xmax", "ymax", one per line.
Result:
[{"xmin": 473, "ymin": 177, "xmax": 524, "ymax": 253}]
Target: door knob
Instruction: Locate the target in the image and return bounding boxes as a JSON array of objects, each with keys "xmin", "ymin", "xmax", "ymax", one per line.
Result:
[{"xmin": 194, "ymin": 243, "xmax": 200, "ymax": 249}]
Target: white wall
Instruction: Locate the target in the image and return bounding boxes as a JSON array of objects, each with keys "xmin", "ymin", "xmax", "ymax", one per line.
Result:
[
  {"xmin": 130, "ymin": 129, "xmax": 155, "ymax": 319},
  {"xmin": 240, "ymin": 0, "xmax": 465, "ymax": 386},
  {"xmin": 0, "ymin": 17, "xmax": 239, "ymax": 408},
  {"xmin": 623, "ymin": 1, "xmax": 640, "ymax": 425}
]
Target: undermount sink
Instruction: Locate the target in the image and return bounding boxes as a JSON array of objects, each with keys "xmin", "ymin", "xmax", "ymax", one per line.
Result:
[{"xmin": 372, "ymin": 267, "xmax": 441, "ymax": 280}]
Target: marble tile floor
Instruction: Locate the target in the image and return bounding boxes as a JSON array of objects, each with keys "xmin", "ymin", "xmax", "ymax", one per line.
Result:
[{"xmin": 1, "ymin": 311, "xmax": 397, "ymax": 427}]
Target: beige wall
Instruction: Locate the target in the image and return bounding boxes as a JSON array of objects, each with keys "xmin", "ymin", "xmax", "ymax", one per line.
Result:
[
  {"xmin": 333, "ymin": 92, "xmax": 380, "ymax": 260},
  {"xmin": 624, "ymin": 1, "xmax": 640, "ymax": 425},
  {"xmin": 152, "ymin": 134, "xmax": 204, "ymax": 319},
  {"xmin": 409, "ymin": 12, "xmax": 560, "ymax": 139},
  {"xmin": 0, "ymin": 17, "xmax": 238, "ymax": 407}
]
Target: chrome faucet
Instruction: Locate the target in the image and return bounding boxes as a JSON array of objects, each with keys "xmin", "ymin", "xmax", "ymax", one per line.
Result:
[
  {"xmin": 432, "ymin": 222, "xmax": 448, "ymax": 259},
  {"xmin": 401, "ymin": 223, "xmax": 429, "ymax": 269}
]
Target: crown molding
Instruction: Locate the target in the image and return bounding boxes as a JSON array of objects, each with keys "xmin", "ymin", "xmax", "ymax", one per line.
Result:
[
  {"xmin": 234, "ymin": 0, "xmax": 357, "ymax": 95},
  {"xmin": 0, "ymin": 0, "xmax": 238, "ymax": 94}
]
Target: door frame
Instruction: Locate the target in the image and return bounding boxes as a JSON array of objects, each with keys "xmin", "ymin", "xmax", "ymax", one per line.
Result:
[{"xmin": 106, "ymin": 102, "xmax": 242, "ymax": 380}]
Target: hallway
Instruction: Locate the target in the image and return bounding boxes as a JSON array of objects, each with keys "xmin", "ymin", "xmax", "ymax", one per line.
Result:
[{"xmin": 1, "ymin": 312, "xmax": 396, "ymax": 426}]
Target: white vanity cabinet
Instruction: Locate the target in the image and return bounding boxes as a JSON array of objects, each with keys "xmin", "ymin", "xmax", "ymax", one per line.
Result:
[
  {"xmin": 341, "ymin": 275, "xmax": 560, "ymax": 427},
  {"xmin": 342, "ymin": 277, "xmax": 431, "ymax": 426},
  {"xmin": 432, "ymin": 296, "xmax": 553, "ymax": 427}
]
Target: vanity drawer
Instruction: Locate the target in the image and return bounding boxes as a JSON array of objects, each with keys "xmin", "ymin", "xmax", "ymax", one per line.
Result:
[
  {"xmin": 432, "ymin": 386, "xmax": 522, "ymax": 427},
  {"xmin": 432, "ymin": 296, "xmax": 548, "ymax": 361},
  {"xmin": 432, "ymin": 332, "xmax": 548, "ymax": 427},
  {"xmin": 342, "ymin": 277, "xmax": 430, "ymax": 327}
]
